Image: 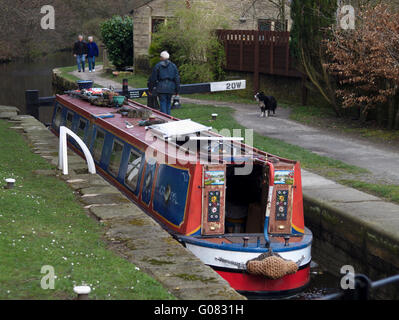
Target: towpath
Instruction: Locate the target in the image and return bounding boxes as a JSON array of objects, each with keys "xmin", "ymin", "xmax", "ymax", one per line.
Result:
[{"xmin": 69, "ymin": 66, "xmax": 399, "ymax": 185}]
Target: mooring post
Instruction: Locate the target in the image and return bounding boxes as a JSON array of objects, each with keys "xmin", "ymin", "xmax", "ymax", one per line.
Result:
[
  {"xmin": 25, "ymin": 90, "xmax": 40, "ymax": 119},
  {"xmin": 122, "ymin": 79, "xmax": 129, "ymax": 98},
  {"xmin": 342, "ymin": 274, "xmax": 372, "ymax": 300}
]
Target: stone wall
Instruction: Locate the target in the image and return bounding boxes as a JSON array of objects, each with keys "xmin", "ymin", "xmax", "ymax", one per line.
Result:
[
  {"xmin": 304, "ymin": 197, "xmax": 399, "ymax": 299},
  {"xmin": 133, "ymin": 0, "xmax": 291, "ymax": 70}
]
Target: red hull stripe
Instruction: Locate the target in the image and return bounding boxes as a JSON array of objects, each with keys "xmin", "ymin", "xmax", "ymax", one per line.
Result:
[{"xmin": 215, "ymin": 265, "xmax": 310, "ymax": 293}]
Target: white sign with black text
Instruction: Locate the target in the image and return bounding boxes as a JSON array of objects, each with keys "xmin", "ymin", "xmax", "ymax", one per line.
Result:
[{"xmin": 210, "ymin": 80, "xmax": 246, "ymax": 92}]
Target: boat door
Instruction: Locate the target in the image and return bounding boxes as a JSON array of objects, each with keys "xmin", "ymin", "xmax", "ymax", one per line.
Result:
[{"xmin": 201, "ymin": 165, "xmax": 226, "ymax": 235}]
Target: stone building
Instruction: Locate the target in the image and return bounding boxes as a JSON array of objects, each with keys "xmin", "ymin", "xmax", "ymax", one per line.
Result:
[{"xmin": 132, "ymin": 0, "xmax": 292, "ymax": 70}]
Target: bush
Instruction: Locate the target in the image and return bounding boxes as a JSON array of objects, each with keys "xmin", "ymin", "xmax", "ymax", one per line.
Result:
[
  {"xmin": 149, "ymin": 3, "xmax": 229, "ymax": 83},
  {"xmin": 100, "ymin": 16, "xmax": 133, "ymax": 70}
]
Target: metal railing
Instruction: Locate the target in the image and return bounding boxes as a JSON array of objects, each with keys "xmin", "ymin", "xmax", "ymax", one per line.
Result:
[{"xmin": 322, "ymin": 274, "xmax": 399, "ymax": 300}]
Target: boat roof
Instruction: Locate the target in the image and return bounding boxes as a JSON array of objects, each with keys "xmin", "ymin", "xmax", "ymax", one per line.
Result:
[{"xmin": 56, "ymin": 94, "xmax": 297, "ymax": 167}]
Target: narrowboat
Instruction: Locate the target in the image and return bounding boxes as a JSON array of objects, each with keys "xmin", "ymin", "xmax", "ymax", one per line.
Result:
[{"xmin": 50, "ymin": 92, "xmax": 312, "ymax": 296}]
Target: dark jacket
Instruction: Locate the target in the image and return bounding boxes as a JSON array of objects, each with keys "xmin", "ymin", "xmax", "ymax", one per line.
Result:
[
  {"xmin": 148, "ymin": 60, "xmax": 180, "ymax": 95},
  {"xmin": 87, "ymin": 42, "xmax": 99, "ymax": 57},
  {"xmin": 73, "ymin": 41, "xmax": 88, "ymax": 56}
]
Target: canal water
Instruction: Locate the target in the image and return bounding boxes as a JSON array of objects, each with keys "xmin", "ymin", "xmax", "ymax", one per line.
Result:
[
  {"xmin": 0, "ymin": 52, "xmax": 341, "ymax": 300},
  {"xmin": 0, "ymin": 51, "xmax": 75, "ymax": 124}
]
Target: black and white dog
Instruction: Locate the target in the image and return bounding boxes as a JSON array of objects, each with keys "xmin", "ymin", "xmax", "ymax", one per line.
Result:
[{"xmin": 254, "ymin": 92, "xmax": 277, "ymax": 118}]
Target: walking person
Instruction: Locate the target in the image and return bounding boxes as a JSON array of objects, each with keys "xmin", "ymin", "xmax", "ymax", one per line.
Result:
[
  {"xmin": 148, "ymin": 51, "xmax": 180, "ymax": 115},
  {"xmin": 87, "ymin": 36, "xmax": 99, "ymax": 73},
  {"xmin": 73, "ymin": 35, "xmax": 88, "ymax": 73}
]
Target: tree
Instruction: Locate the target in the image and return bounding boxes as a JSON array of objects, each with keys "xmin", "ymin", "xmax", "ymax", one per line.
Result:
[
  {"xmin": 267, "ymin": 0, "xmax": 290, "ymax": 30},
  {"xmin": 149, "ymin": 2, "xmax": 229, "ymax": 83},
  {"xmin": 325, "ymin": 3, "xmax": 399, "ymax": 129},
  {"xmin": 290, "ymin": 0, "xmax": 339, "ymax": 114},
  {"xmin": 100, "ymin": 16, "xmax": 133, "ymax": 70}
]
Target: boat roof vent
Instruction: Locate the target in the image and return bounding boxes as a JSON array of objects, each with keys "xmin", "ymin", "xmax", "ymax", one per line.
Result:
[{"xmin": 148, "ymin": 119, "xmax": 212, "ymax": 140}]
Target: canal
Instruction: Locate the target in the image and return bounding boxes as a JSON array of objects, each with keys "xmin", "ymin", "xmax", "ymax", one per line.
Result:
[
  {"xmin": 0, "ymin": 51, "xmax": 75, "ymax": 124},
  {"xmin": 0, "ymin": 52, "xmax": 341, "ymax": 300}
]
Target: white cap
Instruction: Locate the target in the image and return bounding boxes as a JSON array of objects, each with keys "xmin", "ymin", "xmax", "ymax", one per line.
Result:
[
  {"xmin": 160, "ymin": 51, "xmax": 170, "ymax": 59},
  {"xmin": 5, "ymin": 178, "xmax": 15, "ymax": 183}
]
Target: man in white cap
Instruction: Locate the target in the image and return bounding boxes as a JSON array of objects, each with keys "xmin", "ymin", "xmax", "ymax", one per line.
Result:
[{"xmin": 148, "ymin": 51, "xmax": 180, "ymax": 115}]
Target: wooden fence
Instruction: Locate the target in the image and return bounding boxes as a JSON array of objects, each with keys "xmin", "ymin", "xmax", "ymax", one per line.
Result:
[{"xmin": 217, "ymin": 30, "xmax": 304, "ymax": 93}]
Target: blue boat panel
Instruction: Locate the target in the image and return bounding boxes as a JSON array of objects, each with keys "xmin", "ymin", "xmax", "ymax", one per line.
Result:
[{"xmin": 153, "ymin": 164, "xmax": 190, "ymax": 227}]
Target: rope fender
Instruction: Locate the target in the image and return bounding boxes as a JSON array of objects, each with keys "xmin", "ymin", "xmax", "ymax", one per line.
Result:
[{"xmin": 215, "ymin": 251, "xmax": 305, "ymax": 280}]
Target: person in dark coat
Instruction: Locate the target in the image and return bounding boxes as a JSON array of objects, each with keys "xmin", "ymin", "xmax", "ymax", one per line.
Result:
[
  {"xmin": 73, "ymin": 35, "xmax": 88, "ymax": 72},
  {"xmin": 87, "ymin": 36, "xmax": 99, "ymax": 73},
  {"xmin": 148, "ymin": 51, "xmax": 180, "ymax": 115}
]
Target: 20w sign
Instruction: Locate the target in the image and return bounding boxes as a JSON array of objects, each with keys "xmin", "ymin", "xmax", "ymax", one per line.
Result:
[{"xmin": 210, "ymin": 80, "xmax": 246, "ymax": 92}]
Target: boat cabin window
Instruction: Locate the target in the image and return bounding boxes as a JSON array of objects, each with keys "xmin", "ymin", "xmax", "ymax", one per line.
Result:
[
  {"xmin": 53, "ymin": 106, "xmax": 63, "ymax": 129},
  {"xmin": 109, "ymin": 140, "xmax": 124, "ymax": 177},
  {"xmin": 92, "ymin": 128, "xmax": 105, "ymax": 162},
  {"xmin": 125, "ymin": 149, "xmax": 142, "ymax": 193},
  {"xmin": 66, "ymin": 111, "xmax": 74, "ymax": 129},
  {"xmin": 77, "ymin": 118, "xmax": 87, "ymax": 141}
]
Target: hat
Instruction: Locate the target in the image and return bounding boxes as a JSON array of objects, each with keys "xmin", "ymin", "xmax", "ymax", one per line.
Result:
[{"xmin": 160, "ymin": 51, "xmax": 170, "ymax": 59}]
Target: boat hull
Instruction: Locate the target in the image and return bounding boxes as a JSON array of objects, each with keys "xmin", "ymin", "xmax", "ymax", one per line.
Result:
[
  {"xmin": 215, "ymin": 265, "xmax": 310, "ymax": 296},
  {"xmin": 181, "ymin": 231, "xmax": 312, "ymax": 296}
]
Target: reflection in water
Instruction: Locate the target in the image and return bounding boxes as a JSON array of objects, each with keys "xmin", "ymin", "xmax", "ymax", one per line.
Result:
[{"xmin": 0, "ymin": 51, "xmax": 75, "ymax": 123}]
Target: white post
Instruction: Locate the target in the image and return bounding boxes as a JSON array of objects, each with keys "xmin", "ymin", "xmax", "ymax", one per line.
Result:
[{"xmin": 58, "ymin": 126, "xmax": 96, "ymax": 175}]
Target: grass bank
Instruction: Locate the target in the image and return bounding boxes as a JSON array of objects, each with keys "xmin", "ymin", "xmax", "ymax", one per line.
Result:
[
  {"xmin": 0, "ymin": 120, "xmax": 174, "ymax": 300},
  {"xmin": 57, "ymin": 64, "xmax": 104, "ymax": 88}
]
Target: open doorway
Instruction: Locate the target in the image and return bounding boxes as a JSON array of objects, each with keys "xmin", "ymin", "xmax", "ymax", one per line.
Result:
[{"xmin": 225, "ymin": 164, "xmax": 268, "ymax": 234}]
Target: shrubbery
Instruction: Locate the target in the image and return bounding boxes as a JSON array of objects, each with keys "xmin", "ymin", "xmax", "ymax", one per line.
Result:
[
  {"xmin": 149, "ymin": 3, "xmax": 228, "ymax": 83},
  {"xmin": 101, "ymin": 15, "xmax": 133, "ymax": 70}
]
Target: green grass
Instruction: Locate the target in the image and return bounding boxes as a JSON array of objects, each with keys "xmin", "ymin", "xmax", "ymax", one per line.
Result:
[
  {"xmin": 0, "ymin": 120, "xmax": 174, "ymax": 300},
  {"xmin": 289, "ymin": 104, "xmax": 399, "ymax": 145},
  {"xmin": 102, "ymin": 72, "xmax": 148, "ymax": 89},
  {"xmin": 57, "ymin": 65, "xmax": 104, "ymax": 88},
  {"xmin": 340, "ymin": 180, "xmax": 399, "ymax": 204},
  {"xmin": 171, "ymin": 104, "xmax": 368, "ymax": 178},
  {"xmin": 58, "ymin": 66, "xmax": 82, "ymax": 83}
]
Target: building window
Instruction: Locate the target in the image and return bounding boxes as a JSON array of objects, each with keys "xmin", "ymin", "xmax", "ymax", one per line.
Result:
[
  {"xmin": 258, "ymin": 19, "xmax": 288, "ymax": 31},
  {"xmin": 125, "ymin": 149, "xmax": 143, "ymax": 193},
  {"xmin": 92, "ymin": 128, "xmax": 105, "ymax": 162},
  {"xmin": 259, "ymin": 19, "xmax": 272, "ymax": 31},
  {"xmin": 109, "ymin": 140, "xmax": 124, "ymax": 177},
  {"xmin": 152, "ymin": 17, "xmax": 165, "ymax": 33}
]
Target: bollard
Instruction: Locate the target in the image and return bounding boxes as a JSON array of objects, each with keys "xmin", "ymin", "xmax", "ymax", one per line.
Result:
[
  {"xmin": 4, "ymin": 178, "xmax": 15, "ymax": 189},
  {"xmin": 73, "ymin": 285, "xmax": 91, "ymax": 300},
  {"xmin": 342, "ymin": 274, "xmax": 372, "ymax": 300},
  {"xmin": 25, "ymin": 90, "xmax": 40, "ymax": 120},
  {"xmin": 212, "ymin": 113, "xmax": 218, "ymax": 121},
  {"xmin": 284, "ymin": 235, "xmax": 290, "ymax": 247},
  {"xmin": 122, "ymin": 79, "xmax": 129, "ymax": 98}
]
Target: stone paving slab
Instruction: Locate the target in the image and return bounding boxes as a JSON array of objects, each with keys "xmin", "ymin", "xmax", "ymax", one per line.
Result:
[{"xmin": 0, "ymin": 105, "xmax": 19, "ymax": 119}]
